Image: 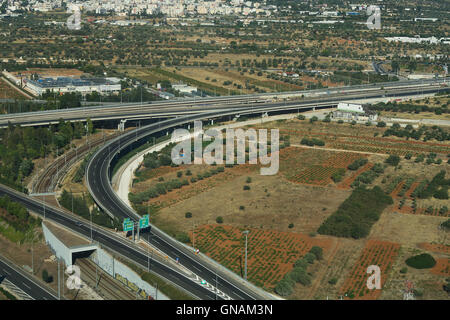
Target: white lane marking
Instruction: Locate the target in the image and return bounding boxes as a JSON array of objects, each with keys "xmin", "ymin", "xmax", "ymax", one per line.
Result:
[{"xmin": 22, "ymin": 282, "xmax": 31, "ymax": 290}]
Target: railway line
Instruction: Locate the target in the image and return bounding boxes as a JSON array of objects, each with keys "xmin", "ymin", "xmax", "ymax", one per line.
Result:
[
  {"xmin": 76, "ymin": 258, "xmax": 137, "ymax": 300},
  {"xmin": 31, "ymin": 131, "xmax": 122, "ymax": 194}
]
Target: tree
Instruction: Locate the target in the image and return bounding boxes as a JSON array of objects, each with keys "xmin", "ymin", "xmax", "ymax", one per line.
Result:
[
  {"xmin": 304, "ymin": 252, "xmax": 316, "ymax": 264},
  {"xmin": 216, "ymin": 216, "xmax": 224, "ymax": 224},
  {"xmin": 310, "ymin": 246, "xmax": 323, "ymax": 260},
  {"xmin": 274, "ymin": 277, "xmax": 294, "ymax": 296},
  {"xmin": 86, "ymin": 118, "xmax": 94, "ymax": 134},
  {"xmin": 385, "ymin": 155, "xmax": 400, "ymax": 166}
]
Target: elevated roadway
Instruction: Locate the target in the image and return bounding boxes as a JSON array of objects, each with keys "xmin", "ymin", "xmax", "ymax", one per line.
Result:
[{"xmin": 0, "ymin": 78, "xmax": 447, "ymax": 128}]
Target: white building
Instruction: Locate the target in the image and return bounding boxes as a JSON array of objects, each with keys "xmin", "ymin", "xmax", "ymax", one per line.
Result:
[{"xmin": 333, "ymin": 103, "xmax": 378, "ymax": 121}]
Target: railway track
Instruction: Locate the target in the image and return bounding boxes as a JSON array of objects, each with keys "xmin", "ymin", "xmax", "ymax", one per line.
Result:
[
  {"xmin": 76, "ymin": 258, "xmax": 137, "ymax": 300},
  {"xmin": 32, "ymin": 131, "xmax": 122, "ymax": 194}
]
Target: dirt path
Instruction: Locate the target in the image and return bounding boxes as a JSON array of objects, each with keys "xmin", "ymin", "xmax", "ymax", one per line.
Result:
[
  {"xmin": 290, "ymin": 144, "xmax": 390, "ymax": 157},
  {"xmin": 306, "ymin": 237, "xmax": 340, "ymax": 299}
]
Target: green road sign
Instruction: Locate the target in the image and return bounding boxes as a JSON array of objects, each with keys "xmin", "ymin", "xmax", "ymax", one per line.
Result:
[
  {"xmin": 139, "ymin": 215, "xmax": 149, "ymax": 229},
  {"xmin": 123, "ymin": 220, "xmax": 134, "ymax": 232}
]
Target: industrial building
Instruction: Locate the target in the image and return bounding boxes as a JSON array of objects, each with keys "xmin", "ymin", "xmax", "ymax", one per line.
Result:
[{"xmin": 24, "ymin": 77, "xmax": 121, "ymax": 96}]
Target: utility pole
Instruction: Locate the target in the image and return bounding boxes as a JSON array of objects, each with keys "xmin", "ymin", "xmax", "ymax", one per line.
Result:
[
  {"xmin": 90, "ymin": 208, "xmax": 93, "ymax": 242},
  {"xmin": 31, "ymin": 232, "xmax": 34, "ymax": 274},
  {"xmin": 215, "ymin": 272, "xmax": 218, "ymax": 300},
  {"xmin": 192, "ymin": 221, "xmax": 195, "ymax": 250},
  {"xmin": 43, "ymin": 194, "xmax": 46, "ymax": 220},
  {"xmin": 242, "ymin": 230, "xmax": 249, "ymax": 281},
  {"xmin": 57, "ymin": 257, "xmax": 60, "ymax": 300}
]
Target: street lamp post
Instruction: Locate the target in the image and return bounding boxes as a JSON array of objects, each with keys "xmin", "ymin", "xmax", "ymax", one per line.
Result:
[{"xmin": 242, "ymin": 230, "xmax": 249, "ymax": 281}]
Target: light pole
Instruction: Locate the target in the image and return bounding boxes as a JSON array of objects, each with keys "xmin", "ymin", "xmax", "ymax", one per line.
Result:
[
  {"xmin": 90, "ymin": 208, "xmax": 93, "ymax": 242},
  {"xmin": 242, "ymin": 230, "xmax": 249, "ymax": 281},
  {"xmin": 43, "ymin": 194, "xmax": 46, "ymax": 220},
  {"xmin": 31, "ymin": 230, "xmax": 36, "ymax": 275}
]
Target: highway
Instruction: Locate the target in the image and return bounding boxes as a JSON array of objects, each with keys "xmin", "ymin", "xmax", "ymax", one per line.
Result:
[
  {"xmin": 0, "ymin": 183, "xmax": 230, "ymax": 300},
  {"xmin": 0, "ymin": 254, "xmax": 57, "ymax": 300},
  {"xmin": 0, "ymin": 78, "xmax": 448, "ymax": 127}
]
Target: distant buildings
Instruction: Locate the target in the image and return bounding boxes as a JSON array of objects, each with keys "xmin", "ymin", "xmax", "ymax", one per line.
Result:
[{"xmin": 385, "ymin": 36, "xmax": 448, "ymax": 45}]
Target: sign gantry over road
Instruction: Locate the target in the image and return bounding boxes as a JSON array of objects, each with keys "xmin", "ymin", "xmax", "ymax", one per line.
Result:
[
  {"xmin": 123, "ymin": 218, "xmax": 134, "ymax": 232},
  {"xmin": 139, "ymin": 214, "xmax": 149, "ymax": 229}
]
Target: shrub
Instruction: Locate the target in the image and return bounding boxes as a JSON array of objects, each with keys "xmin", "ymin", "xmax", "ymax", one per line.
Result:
[
  {"xmin": 434, "ymin": 188, "xmax": 448, "ymax": 200},
  {"xmin": 385, "ymin": 155, "xmax": 400, "ymax": 166},
  {"xmin": 216, "ymin": 216, "xmax": 224, "ymax": 224},
  {"xmin": 348, "ymin": 158, "xmax": 368, "ymax": 170},
  {"xmin": 185, "ymin": 212, "xmax": 192, "ymax": 218},
  {"xmin": 400, "ymin": 267, "xmax": 408, "ymax": 274},
  {"xmin": 275, "ymin": 277, "xmax": 294, "ymax": 296},
  {"xmin": 297, "ymin": 115, "xmax": 306, "ymax": 120},
  {"xmin": 246, "ymin": 177, "xmax": 252, "ymax": 183},
  {"xmin": 294, "ymin": 258, "xmax": 308, "ymax": 270},
  {"xmin": 288, "ymin": 223, "xmax": 294, "ymax": 229},
  {"xmin": 42, "ymin": 269, "xmax": 53, "ymax": 283},
  {"xmin": 310, "ymin": 246, "xmax": 323, "ymax": 260},
  {"xmin": 441, "ymin": 219, "xmax": 450, "ymax": 229},
  {"xmin": 405, "ymin": 253, "xmax": 436, "ymax": 269},
  {"xmin": 243, "ymin": 185, "xmax": 250, "ymax": 191},
  {"xmin": 297, "ymin": 271, "xmax": 312, "ymax": 286},
  {"xmin": 328, "ymin": 278, "xmax": 337, "ymax": 285},
  {"xmin": 290, "ymin": 267, "xmax": 310, "ymax": 286},
  {"xmin": 309, "ymin": 116, "xmax": 318, "ymax": 123},
  {"xmin": 304, "ymin": 253, "xmax": 316, "ymax": 264},
  {"xmin": 332, "ymin": 168, "xmax": 345, "ymax": 183},
  {"xmin": 177, "ymin": 171, "xmax": 183, "ymax": 178}
]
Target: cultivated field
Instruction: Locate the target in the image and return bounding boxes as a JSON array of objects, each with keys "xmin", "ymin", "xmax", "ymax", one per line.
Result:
[
  {"xmin": 128, "ymin": 115, "xmax": 450, "ymax": 299},
  {"xmin": 191, "ymin": 224, "xmax": 333, "ymax": 289}
]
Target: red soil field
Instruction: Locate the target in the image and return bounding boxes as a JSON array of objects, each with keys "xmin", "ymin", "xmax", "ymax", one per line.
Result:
[
  {"xmin": 191, "ymin": 224, "xmax": 333, "ymax": 289},
  {"xmin": 418, "ymin": 243, "xmax": 450, "ymax": 255},
  {"xmin": 431, "ymin": 258, "xmax": 450, "ymax": 276},
  {"xmin": 280, "ymin": 147, "xmax": 366, "ymax": 186},
  {"xmin": 339, "ymin": 240, "xmax": 401, "ymax": 300},
  {"xmin": 390, "ymin": 181, "xmax": 406, "ymax": 198},
  {"xmin": 338, "ymin": 162, "xmax": 373, "ymax": 190}
]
